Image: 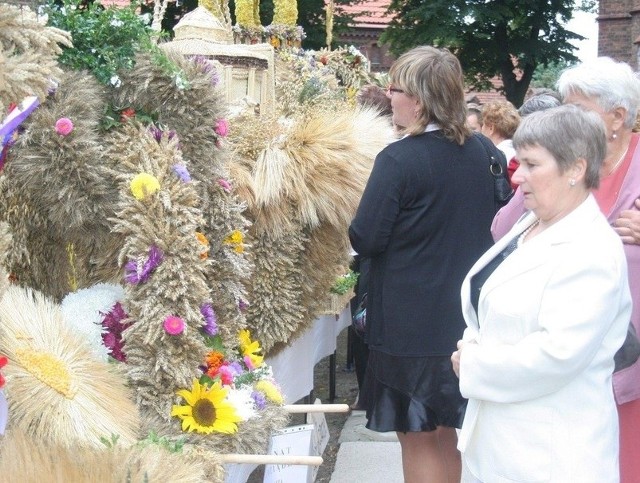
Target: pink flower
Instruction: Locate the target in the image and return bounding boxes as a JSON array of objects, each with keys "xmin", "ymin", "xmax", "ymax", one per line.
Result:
[
  {"xmin": 244, "ymin": 355, "xmax": 256, "ymax": 370},
  {"xmin": 163, "ymin": 315, "xmax": 185, "ymax": 335},
  {"xmin": 55, "ymin": 117, "xmax": 74, "ymax": 136},
  {"xmin": 214, "ymin": 119, "xmax": 229, "ymax": 137},
  {"xmin": 217, "ymin": 178, "xmax": 232, "ymax": 192}
]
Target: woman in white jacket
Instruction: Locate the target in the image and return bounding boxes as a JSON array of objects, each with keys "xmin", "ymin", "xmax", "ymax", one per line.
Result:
[{"xmin": 452, "ymin": 104, "xmax": 632, "ymax": 482}]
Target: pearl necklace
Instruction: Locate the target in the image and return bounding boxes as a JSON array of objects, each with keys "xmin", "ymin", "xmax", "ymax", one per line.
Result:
[{"xmin": 517, "ymin": 220, "xmax": 540, "ymax": 247}]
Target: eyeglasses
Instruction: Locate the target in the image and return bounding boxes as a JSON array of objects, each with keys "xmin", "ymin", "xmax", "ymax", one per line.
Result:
[{"xmin": 386, "ymin": 85, "xmax": 405, "ymax": 95}]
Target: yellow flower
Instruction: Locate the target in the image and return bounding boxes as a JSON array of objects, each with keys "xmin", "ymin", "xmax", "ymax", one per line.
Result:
[
  {"xmin": 224, "ymin": 230, "xmax": 244, "ymax": 245},
  {"xmin": 238, "ymin": 329, "xmax": 264, "ymax": 368},
  {"xmin": 171, "ymin": 379, "xmax": 242, "ymax": 434},
  {"xmin": 130, "ymin": 173, "xmax": 160, "ymax": 200},
  {"xmin": 255, "ymin": 380, "xmax": 284, "ymax": 405}
]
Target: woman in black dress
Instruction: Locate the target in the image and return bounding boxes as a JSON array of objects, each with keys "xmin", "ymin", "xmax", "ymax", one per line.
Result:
[{"xmin": 349, "ymin": 46, "xmax": 499, "ymax": 483}]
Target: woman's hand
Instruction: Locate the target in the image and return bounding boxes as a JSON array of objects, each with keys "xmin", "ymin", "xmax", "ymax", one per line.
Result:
[
  {"xmin": 614, "ymin": 198, "xmax": 640, "ymax": 245},
  {"xmin": 451, "ymin": 340, "xmax": 465, "ymax": 378}
]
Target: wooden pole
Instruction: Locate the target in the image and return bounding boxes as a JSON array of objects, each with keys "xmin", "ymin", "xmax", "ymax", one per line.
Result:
[
  {"xmin": 283, "ymin": 403, "xmax": 349, "ymax": 413},
  {"xmin": 219, "ymin": 453, "xmax": 323, "ymax": 466}
]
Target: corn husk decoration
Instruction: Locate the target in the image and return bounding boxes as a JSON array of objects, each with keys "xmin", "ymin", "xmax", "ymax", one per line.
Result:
[
  {"xmin": 0, "ymin": 429, "xmax": 216, "ymax": 483},
  {"xmin": 112, "ymin": 52, "xmax": 252, "ymax": 346},
  {"xmin": 0, "ymin": 4, "xmax": 71, "ymax": 112},
  {"xmin": 0, "ymin": 69, "xmax": 122, "ymax": 300},
  {"xmin": 0, "ymin": 286, "xmax": 141, "ymax": 449},
  {"xmin": 229, "ymin": 106, "xmax": 395, "ymax": 353},
  {"xmin": 112, "ymin": 123, "xmax": 287, "ymax": 455}
]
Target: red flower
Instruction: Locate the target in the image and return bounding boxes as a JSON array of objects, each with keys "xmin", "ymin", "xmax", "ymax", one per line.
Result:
[
  {"xmin": 0, "ymin": 355, "xmax": 8, "ymax": 388},
  {"xmin": 319, "ymin": 55, "xmax": 328, "ymax": 65},
  {"xmin": 120, "ymin": 108, "xmax": 136, "ymax": 122}
]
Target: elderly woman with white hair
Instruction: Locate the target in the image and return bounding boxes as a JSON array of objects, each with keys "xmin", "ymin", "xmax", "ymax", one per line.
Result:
[
  {"xmin": 453, "ymin": 104, "xmax": 632, "ymax": 482},
  {"xmin": 490, "ymin": 56, "xmax": 640, "ymax": 482}
]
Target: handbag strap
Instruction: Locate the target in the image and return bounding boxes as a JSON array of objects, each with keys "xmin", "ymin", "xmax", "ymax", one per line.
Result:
[{"xmin": 473, "ymin": 132, "xmax": 507, "ymax": 177}]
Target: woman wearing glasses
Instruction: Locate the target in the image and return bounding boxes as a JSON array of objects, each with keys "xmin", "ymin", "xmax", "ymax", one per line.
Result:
[{"xmin": 349, "ymin": 46, "xmax": 500, "ymax": 483}]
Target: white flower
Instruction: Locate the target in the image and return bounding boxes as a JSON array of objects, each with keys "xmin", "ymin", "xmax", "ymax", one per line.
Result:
[
  {"xmin": 226, "ymin": 387, "xmax": 258, "ymax": 420},
  {"xmin": 110, "ymin": 75, "xmax": 122, "ymax": 88},
  {"xmin": 139, "ymin": 13, "xmax": 152, "ymax": 24},
  {"xmin": 110, "ymin": 19, "xmax": 124, "ymax": 27}
]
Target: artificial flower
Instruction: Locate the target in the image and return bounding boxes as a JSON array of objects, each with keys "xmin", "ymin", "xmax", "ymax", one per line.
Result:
[
  {"xmin": 124, "ymin": 245, "xmax": 164, "ymax": 284},
  {"xmin": 0, "ymin": 356, "xmax": 7, "ymax": 388},
  {"xmin": 173, "ymin": 164, "xmax": 191, "ymax": 182},
  {"xmin": 217, "ymin": 178, "xmax": 232, "ymax": 192},
  {"xmin": 200, "ymin": 303, "xmax": 218, "ymax": 336},
  {"xmin": 171, "ymin": 379, "xmax": 242, "ymax": 434},
  {"xmin": 120, "ymin": 107, "xmax": 135, "ymax": 122},
  {"xmin": 254, "ymin": 379, "xmax": 284, "ymax": 405},
  {"xmin": 195, "ymin": 232, "xmax": 209, "ymax": 260},
  {"xmin": 214, "ymin": 119, "xmax": 229, "ymax": 137},
  {"xmin": 251, "ymin": 390, "xmax": 267, "ymax": 410},
  {"xmin": 55, "ymin": 117, "xmax": 74, "ymax": 136},
  {"xmin": 100, "ymin": 301, "xmax": 132, "ymax": 362},
  {"xmin": 205, "ymin": 351, "xmax": 225, "ymax": 375},
  {"xmin": 218, "ymin": 365, "xmax": 235, "ymax": 385},
  {"xmin": 130, "ymin": 173, "xmax": 160, "ymax": 200},
  {"xmin": 224, "ymin": 230, "xmax": 244, "ymax": 254},
  {"xmin": 238, "ymin": 329, "xmax": 264, "ymax": 368},
  {"xmin": 164, "ymin": 315, "xmax": 185, "ymax": 335},
  {"xmin": 226, "ymin": 386, "xmax": 257, "ymax": 420},
  {"xmin": 238, "ymin": 299, "xmax": 249, "ymax": 312}
]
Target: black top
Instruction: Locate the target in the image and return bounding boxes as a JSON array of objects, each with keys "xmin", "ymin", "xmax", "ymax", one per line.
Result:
[
  {"xmin": 470, "ymin": 235, "xmax": 519, "ymax": 316},
  {"xmin": 349, "ymin": 130, "xmax": 498, "ymax": 356}
]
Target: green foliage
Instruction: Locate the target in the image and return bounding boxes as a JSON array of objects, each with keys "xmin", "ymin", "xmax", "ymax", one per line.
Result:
[
  {"xmin": 45, "ymin": 0, "xmax": 155, "ymax": 85},
  {"xmin": 99, "ymin": 433, "xmax": 121, "ymax": 448},
  {"xmin": 531, "ymin": 60, "xmax": 576, "ymax": 89},
  {"xmin": 379, "ymin": 0, "xmax": 589, "ymax": 107},
  {"xmin": 330, "ymin": 269, "xmax": 358, "ymax": 295},
  {"xmin": 140, "ymin": 430, "xmax": 185, "ymax": 453},
  {"xmin": 45, "ymin": 0, "xmax": 188, "ymax": 89}
]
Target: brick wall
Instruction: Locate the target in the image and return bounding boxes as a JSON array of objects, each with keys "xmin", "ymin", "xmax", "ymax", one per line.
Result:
[{"xmin": 598, "ymin": 0, "xmax": 640, "ymax": 68}]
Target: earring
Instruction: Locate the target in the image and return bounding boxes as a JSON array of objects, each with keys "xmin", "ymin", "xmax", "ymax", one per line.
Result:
[
  {"xmin": 569, "ymin": 179, "xmax": 576, "ymax": 187},
  {"xmin": 612, "ymin": 132, "xmax": 618, "ymax": 140}
]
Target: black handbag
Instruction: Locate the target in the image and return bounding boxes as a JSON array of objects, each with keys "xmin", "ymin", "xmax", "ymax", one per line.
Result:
[
  {"xmin": 352, "ymin": 292, "xmax": 367, "ymax": 338},
  {"xmin": 474, "ymin": 133, "xmax": 514, "ymax": 211},
  {"xmin": 614, "ymin": 322, "xmax": 640, "ymax": 373}
]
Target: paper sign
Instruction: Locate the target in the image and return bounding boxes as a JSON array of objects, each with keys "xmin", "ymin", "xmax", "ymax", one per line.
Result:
[{"xmin": 263, "ymin": 424, "xmax": 314, "ymax": 483}]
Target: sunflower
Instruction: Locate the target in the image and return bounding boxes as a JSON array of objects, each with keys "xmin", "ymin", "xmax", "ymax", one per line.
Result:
[{"xmin": 171, "ymin": 379, "xmax": 242, "ymax": 434}]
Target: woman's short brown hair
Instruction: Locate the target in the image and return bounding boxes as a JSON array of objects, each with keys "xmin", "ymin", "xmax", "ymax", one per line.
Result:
[{"xmin": 389, "ymin": 46, "xmax": 470, "ymax": 144}]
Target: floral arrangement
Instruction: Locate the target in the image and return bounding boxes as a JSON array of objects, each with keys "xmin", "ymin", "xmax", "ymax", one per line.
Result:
[
  {"xmin": 330, "ymin": 269, "xmax": 358, "ymax": 296},
  {"xmin": 232, "ymin": 24, "xmax": 266, "ymax": 44},
  {"xmin": 45, "ymin": 0, "xmax": 188, "ymax": 89},
  {"xmin": 265, "ymin": 24, "xmax": 306, "ymax": 49},
  {"xmin": 172, "ymin": 329, "xmax": 284, "ymax": 435}
]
